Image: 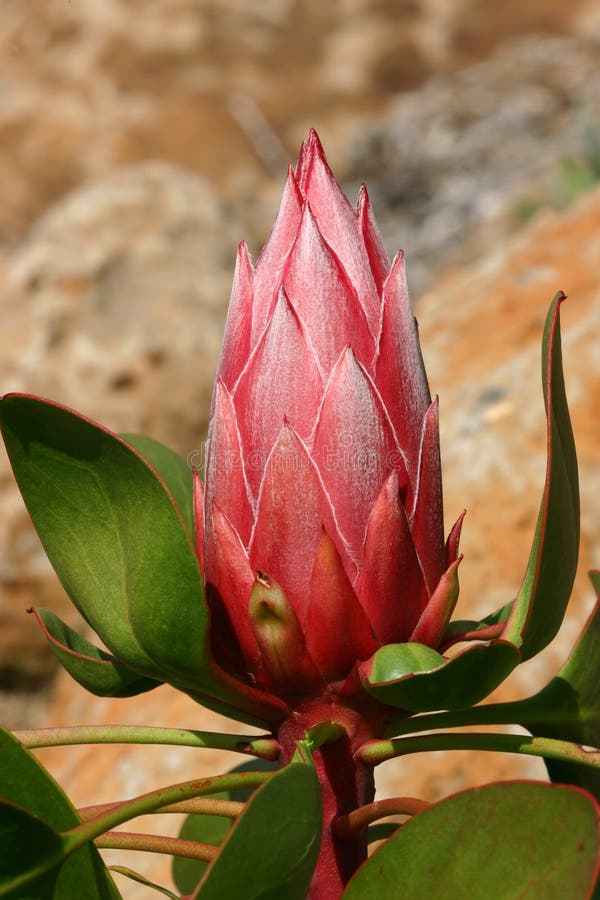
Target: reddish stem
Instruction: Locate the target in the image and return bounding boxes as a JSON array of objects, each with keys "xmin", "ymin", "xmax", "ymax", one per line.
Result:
[
  {"xmin": 334, "ymin": 796, "xmax": 431, "ymax": 839},
  {"xmin": 95, "ymin": 829, "xmax": 217, "ymax": 861},
  {"xmin": 278, "ymin": 704, "xmax": 377, "ymax": 899}
]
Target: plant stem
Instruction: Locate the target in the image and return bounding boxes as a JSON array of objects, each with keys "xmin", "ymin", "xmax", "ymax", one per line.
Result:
[
  {"xmin": 335, "ymin": 797, "xmax": 430, "ymax": 840},
  {"xmin": 79, "ymin": 797, "xmax": 244, "ymax": 822},
  {"xmin": 95, "ymin": 830, "xmax": 217, "ymax": 861},
  {"xmin": 279, "ymin": 710, "xmax": 376, "ymax": 900},
  {"xmin": 62, "ymin": 770, "xmax": 271, "ymax": 855},
  {"xmin": 13, "ymin": 724, "xmax": 280, "ymax": 759},
  {"xmin": 358, "ymin": 731, "xmax": 600, "ymax": 767}
]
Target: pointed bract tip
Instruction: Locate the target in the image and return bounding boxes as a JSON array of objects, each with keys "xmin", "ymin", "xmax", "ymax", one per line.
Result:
[
  {"xmin": 356, "ymin": 183, "xmax": 369, "ymax": 209},
  {"xmin": 305, "ymin": 127, "xmax": 324, "ymax": 151},
  {"xmin": 387, "ymin": 249, "xmax": 406, "ymax": 278},
  {"xmin": 295, "ymin": 128, "xmax": 329, "ymax": 188},
  {"xmin": 236, "ymin": 239, "xmax": 254, "ymax": 268}
]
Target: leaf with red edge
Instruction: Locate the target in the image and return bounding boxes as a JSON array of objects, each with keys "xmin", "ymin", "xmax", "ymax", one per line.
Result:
[
  {"xmin": 33, "ymin": 607, "xmax": 161, "ymax": 698},
  {"xmin": 343, "ymin": 781, "xmax": 600, "ymax": 899},
  {"xmin": 361, "ymin": 639, "xmax": 519, "ymax": 712},
  {"xmin": 440, "ymin": 600, "xmax": 513, "ymax": 652},
  {"xmin": 503, "ymin": 292, "xmax": 579, "ymax": 659}
]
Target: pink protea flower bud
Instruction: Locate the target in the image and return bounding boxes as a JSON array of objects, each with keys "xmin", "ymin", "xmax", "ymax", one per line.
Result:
[{"xmin": 197, "ymin": 129, "xmax": 461, "ymax": 703}]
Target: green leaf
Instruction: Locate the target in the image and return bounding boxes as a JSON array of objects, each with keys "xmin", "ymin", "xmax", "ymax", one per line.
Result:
[
  {"xmin": 173, "ymin": 758, "xmax": 278, "ymax": 894},
  {"xmin": 34, "ymin": 607, "xmax": 161, "ymax": 698},
  {"xmin": 193, "ymin": 757, "xmax": 320, "ymax": 900},
  {"xmin": 121, "ymin": 432, "xmax": 194, "ymax": 538},
  {"xmin": 0, "ymin": 394, "xmax": 205, "ymax": 687},
  {"xmin": 442, "ymin": 600, "xmax": 514, "ymax": 645},
  {"xmin": 343, "ymin": 782, "xmax": 600, "ymax": 899},
  {"xmin": 362, "ymin": 640, "xmax": 519, "ymax": 712},
  {"xmin": 109, "ymin": 867, "xmax": 179, "ymax": 899},
  {"xmin": 516, "ymin": 573, "xmax": 600, "ymax": 799},
  {"xmin": 173, "ymin": 799, "xmax": 232, "ymax": 894},
  {"xmin": 0, "ymin": 800, "xmax": 63, "ymax": 898},
  {"xmin": 367, "ymin": 823, "xmax": 398, "ymax": 843},
  {"xmin": 0, "ymin": 727, "xmax": 120, "ymax": 898},
  {"xmin": 0, "ymin": 394, "xmax": 285, "ymax": 728},
  {"xmin": 503, "ymin": 293, "xmax": 580, "ymax": 659},
  {"xmin": 369, "ymin": 643, "xmax": 445, "ymax": 680}
]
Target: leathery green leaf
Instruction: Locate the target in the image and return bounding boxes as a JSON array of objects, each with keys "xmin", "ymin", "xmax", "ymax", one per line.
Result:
[
  {"xmin": 0, "ymin": 799, "xmax": 63, "ymax": 898},
  {"xmin": 516, "ymin": 572, "xmax": 600, "ymax": 800},
  {"xmin": 503, "ymin": 293, "xmax": 580, "ymax": 659},
  {"xmin": 362, "ymin": 640, "xmax": 519, "ymax": 711},
  {"xmin": 0, "ymin": 394, "xmax": 206, "ymax": 689},
  {"xmin": 0, "ymin": 394, "xmax": 283, "ymax": 727},
  {"xmin": 34, "ymin": 607, "xmax": 161, "ymax": 698},
  {"xmin": 193, "ymin": 756, "xmax": 320, "ymax": 899},
  {"xmin": 343, "ymin": 782, "xmax": 600, "ymax": 899},
  {"xmin": 0, "ymin": 727, "xmax": 120, "ymax": 899},
  {"xmin": 121, "ymin": 432, "xmax": 194, "ymax": 538}
]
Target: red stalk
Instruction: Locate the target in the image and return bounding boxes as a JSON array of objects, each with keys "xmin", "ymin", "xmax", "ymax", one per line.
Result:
[{"xmin": 278, "ymin": 703, "xmax": 378, "ymax": 899}]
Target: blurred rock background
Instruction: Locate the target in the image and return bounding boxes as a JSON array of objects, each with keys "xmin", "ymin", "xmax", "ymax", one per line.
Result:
[{"xmin": 0, "ymin": 2, "xmax": 599, "ymax": 895}]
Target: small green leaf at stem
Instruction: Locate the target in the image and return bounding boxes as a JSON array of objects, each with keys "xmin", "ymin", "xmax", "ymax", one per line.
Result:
[
  {"xmin": 362, "ymin": 639, "xmax": 519, "ymax": 712},
  {"xmin": 343, "ymin": 782, "xmax": 600, "ymax": 899}
]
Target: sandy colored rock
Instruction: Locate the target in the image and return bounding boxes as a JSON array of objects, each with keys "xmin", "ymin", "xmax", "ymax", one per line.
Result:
[
  {"xmin": 32, "ymin": 184, "xmax": 600, "ymax": 898},
  {"xmin": 0, "ymin": 0, "xmax": 595, "ymax": 242},
  {"xmin": 346, "ymin": 33, "xmax": 600, "ymax": 292}
]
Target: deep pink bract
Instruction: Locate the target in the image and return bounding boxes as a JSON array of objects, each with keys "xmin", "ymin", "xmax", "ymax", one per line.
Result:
[{"xmin": 196, "ymin": 130, "xmax": 462, "ymax": 702}]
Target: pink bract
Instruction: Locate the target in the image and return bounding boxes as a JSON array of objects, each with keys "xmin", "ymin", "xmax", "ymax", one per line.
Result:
[{"xmin": 198, "ymin": 129, "xmax": 462, "ymax": 700}]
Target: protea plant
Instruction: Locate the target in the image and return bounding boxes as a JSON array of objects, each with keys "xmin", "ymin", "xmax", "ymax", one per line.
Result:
[
  {"xmin": 195, "ymin": 129, "xmax": 464, "ymax": 891},
  {"xmin": 0, "ymin": 130, "xmax": 596, "ymax": 900}
]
